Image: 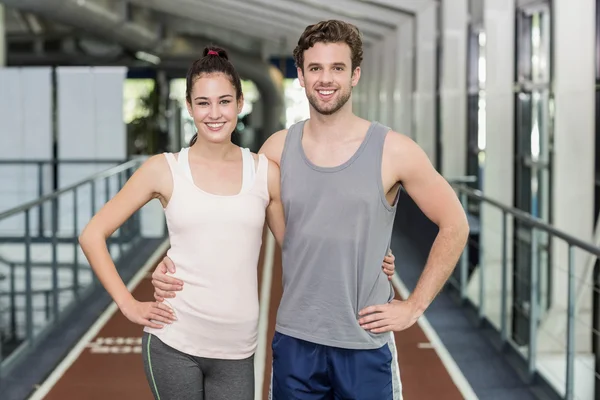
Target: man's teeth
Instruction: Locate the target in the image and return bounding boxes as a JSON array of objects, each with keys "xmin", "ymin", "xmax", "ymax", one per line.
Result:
[
  {"xmin": 207, "ymin": 123, "xmax": 225, "ymax": 128},
  {"xmin": 319, "ymin": 90, "xmax": 334, "ymax": 95}
]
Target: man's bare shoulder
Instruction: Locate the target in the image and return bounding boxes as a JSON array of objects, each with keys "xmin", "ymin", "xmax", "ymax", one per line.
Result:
[
  {"xmin": 259, "ymin": 129, "xmax": 288, "ymax": 166},
  {"xmin": 383, "ymin": 130, "xmax": 434, "ymax": 179},
  {"xmin": 383, "ymin": 129, "xmax": 419, "ymax": 156}
]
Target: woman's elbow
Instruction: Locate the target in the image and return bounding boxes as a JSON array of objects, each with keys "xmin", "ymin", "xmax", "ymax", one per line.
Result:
[
  {"xmin": 78, "ymin": 222, "xmax": 104, "ymax": 248},
  {"xmin": 78, "ymin": 225, "xmax": 92, "ymax": 249}
]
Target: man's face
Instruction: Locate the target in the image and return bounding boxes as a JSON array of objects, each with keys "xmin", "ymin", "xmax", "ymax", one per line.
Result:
[{"xmin": 298, "ymin": 42, "xmax": 361, "ymax": 116}]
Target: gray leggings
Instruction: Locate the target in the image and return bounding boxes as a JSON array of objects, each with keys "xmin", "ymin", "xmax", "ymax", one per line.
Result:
[{"xmin": 142, "ymin": 332, "xmax": 254, "ymax": 400}]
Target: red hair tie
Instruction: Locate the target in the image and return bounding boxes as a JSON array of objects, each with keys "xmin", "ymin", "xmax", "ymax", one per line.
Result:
[{"xmin": 207, "ymin": 50, "xmax": 219, "ymax": 56}]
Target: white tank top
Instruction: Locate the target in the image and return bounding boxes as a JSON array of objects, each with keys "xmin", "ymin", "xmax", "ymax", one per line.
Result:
[{"xmin": 144, "ymin": 147, "xmax": 269, "ymax": 359}]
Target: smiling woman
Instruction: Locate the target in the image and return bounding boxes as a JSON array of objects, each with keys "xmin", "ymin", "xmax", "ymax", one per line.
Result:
[{"xmin": 78, "ymin": 45, "xmax": 287, "ymax": 400}]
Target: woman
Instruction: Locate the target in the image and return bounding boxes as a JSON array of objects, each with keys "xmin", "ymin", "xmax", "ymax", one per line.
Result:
[{"xmin": 79, "ymin": 46, "xmax": 395, "ymax": 400}]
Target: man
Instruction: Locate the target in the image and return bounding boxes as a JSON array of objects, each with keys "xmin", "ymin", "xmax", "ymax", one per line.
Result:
[{"xmin": 152, "ymin": 20, "xmax": 469, "ymax": 399}]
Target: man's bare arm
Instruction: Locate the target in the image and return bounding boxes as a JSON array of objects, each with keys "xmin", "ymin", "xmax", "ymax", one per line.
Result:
[
  {"xmin": 258, "ymin": 129, "xmax": 288, "ymax": 166},
  {"xmin": 266, "ymin": 159, "xmax": 286, "ymax": 247},
  {"xmin": 393, "ymin": 133, "xmax": 469, "ymax": 315},
  {"xmin": 358, "ymin": 132, "xmax": 468, "ymax": 333}
]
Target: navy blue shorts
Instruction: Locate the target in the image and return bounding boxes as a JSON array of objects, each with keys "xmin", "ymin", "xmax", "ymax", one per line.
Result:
[{"xmin": 270, "ymin": 331, "xmax": 402, "ymax": 399}]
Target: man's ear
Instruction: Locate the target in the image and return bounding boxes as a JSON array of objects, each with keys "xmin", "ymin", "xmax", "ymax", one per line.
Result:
[
  {"xmin": 297, "ymin": 67, "xmax": 306, "ymax": 87},
  {"xmin": 351, "ymin": 66, "xmax": 361, "ymax": 87}
]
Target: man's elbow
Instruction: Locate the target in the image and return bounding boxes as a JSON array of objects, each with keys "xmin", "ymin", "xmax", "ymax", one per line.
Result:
[
  {"xmin": 440, "ymin": 213, "xmax": 470, "ymax": 246},
  {"xmin": 458, "ymin": 216, "xmax": 470, "ymax": 247}
]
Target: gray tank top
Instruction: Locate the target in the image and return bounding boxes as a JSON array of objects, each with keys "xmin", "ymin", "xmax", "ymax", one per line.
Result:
[{"xmin": 276, "ymin": 119, "xmax": 398, "ymax": 350}]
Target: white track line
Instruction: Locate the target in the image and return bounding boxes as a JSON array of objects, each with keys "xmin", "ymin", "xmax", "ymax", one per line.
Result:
[
  {"xmin": 392, "ymin": 275, "xmax": 479, "ymax": 400},
  {"xmin": 254, "ymin": 231, "xmax": 276, "ymax": 400},
  {"xmin": 28, "ymin": 238, "xmax": 171, "ymax": 400}
]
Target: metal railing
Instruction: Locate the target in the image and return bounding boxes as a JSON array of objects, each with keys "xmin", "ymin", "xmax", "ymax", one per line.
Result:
[
  {"xmin": 0, "ymin": 158, "xmax": 151, "ymax": 378},
  {"xmin": 451, "ymin": 183, "xmax": 599, "ymax": 400},
  {"xmin": 0, "ymin": 159, "xmax": 124, "ymax": 238}
]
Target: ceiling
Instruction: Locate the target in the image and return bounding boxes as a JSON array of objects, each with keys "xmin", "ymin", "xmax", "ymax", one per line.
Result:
[{"xmin": 1, "ymin": 0, "xmax": 433, "ymax": 68}]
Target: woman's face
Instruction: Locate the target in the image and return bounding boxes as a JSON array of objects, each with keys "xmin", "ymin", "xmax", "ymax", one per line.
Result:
[{"xmin": 187, "ymin": 73, "xmax": 243, "ymax": 144}]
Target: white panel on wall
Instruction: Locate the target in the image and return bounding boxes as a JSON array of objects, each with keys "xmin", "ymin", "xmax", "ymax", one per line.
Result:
[
  {"xmin": 441, "ymin": 0, "xmax": 468, "ymax": 178},
  {"xmin": 482, "ymin": 0, "xmax": 515, "ymax": 205},
  {"xmin": 56, "ymin": 66, "xmax": 127, "ymax": 234},
  {"xmin": 22, "ymin": 68, "xmax": 53, "ymax": 159},
  {"xmin": 374, "ymin": 43, "xmax": 385, "ymax": 123},
  {"xmin": 0, "ymin": 5, "xmax": 5, "ymax": 68},
  {"xmin": 538, "ymin": 2, "xmax": 595, "ymax": 396},
  {"xmin": 364, "ymin": 45, "xmax": 376, "ymax": 121},
  {"xmin": 57, "ymin": 67, "xmax": 95, "ymax": 160},
  {"xmin": 415, "ymin": 4, "xmax": 437, "ymax": 162},
  {"xmin": 362, "ymin": 45, "xmax": 374, "ymax": 121},
  {"xmin": 0, "ymin": 69, "xmax": 22, "ymax": 159},
  {"xmin": 475, "ymin": 0, "xmax": 516, "ymax": 326},
  {"xmin": 397, "ymin": 21, "xmax": 414, "ymax": 137},
  {"xmin": 380, "ymin": 34, "xmax": 395, "ymax": 126},
  {"xmin": 0, "ymin": 68, "xmax": 51, "ymax": 159},
  {"xmin": 0, "ymin": 67, "xmax": 52, "ymax": 223},
  {"xmin": 93, "ymin": 67, "xmax": 127, "ymax": 160},
  {"xmin": 57, "ymin": 66, "xmax": 126, "ymax": 161}
]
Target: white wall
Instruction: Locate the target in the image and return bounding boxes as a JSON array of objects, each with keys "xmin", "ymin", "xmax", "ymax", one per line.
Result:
[
  {"xmin": 354, "ymin": 45, "xmax": 365, "ymax": 118},
  {"xmin": 0, "ymin": 5, "xmax": 5, "ymax": 67},
  {"xmin": 441, "ymin": 0, "xmax": 468, "ymax": 178},
  {"xmin": 353, "ymin": 17, "xmax": 413, "ymax": 138},
  {"xmin": 361, "ymin": 42, "xmax": 375, "ymax": 121},
  {"xmin": 537, "ymin": 4, "xmax": 596, "ymax": 396},
  {"xmin": 482, "ymin": 0, "xmax": 515, "ymax": 206},
  {"xmin": 397, "ymin": 21, "xmax": 414, "ymax": 137},
  {"xmin": 56, "ymin": 67, "xmax": 128, "ymax": 234},
  {"xmin": 551, "ymin": 0, "xmax": 596, "ymax": 308},
  {"xmin": 415, "ymin": 3, "xmax": 437, "ymax": 162},
  {"xmin": 368, "ymin": 43, "xmax": 384, "ymax": 122},
  {"xmin": 380, "ymin": 33, "xmax": 395, "ymax": 126},
  {"xmin": 466, "ymin": 0, "xmax": 516, "ymax": 334},
  {"xmin": 57, "ymin": 67, "xmax": 127, "ymax": 167},
  {"xmin": 0, "ymin": 68, "xmax": 53, "ymax": 235}
]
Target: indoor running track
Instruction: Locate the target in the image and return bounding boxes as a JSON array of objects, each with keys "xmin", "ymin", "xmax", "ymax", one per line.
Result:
[{"xmin": 28, "ymin": 233, "xmax": 475, "ymax": 400}]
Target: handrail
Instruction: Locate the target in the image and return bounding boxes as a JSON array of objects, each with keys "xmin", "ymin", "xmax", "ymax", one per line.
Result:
[
  {"xmin": 446, "ymin": 175, "xmax": 478, "ymax": 184},
  {"xmin": 442, "ymin": 179, "xmax": 596, "ymax": 399},
  {"xmin": 0, "ymin": 157, "xmax": 154, "ymax": 379},
  {"xmin": 452, "ymin": 184, "xmax": 600, "ymax": 256},
  {"xmin": 0, "ymin": 158, "xmax": 142, "ymax": 221}
]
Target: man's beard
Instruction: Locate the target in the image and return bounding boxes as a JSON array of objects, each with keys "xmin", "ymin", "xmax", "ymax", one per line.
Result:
[{"xmin": 306, "ymin": 86, "xmax": 352, "ymax": 116}]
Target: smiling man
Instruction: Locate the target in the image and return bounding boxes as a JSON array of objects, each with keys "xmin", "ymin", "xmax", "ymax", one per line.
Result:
[
  {"xmin": 261, "ymin": 20, "xmax": 468, "ymax": 399},
  {"xmin": 151, "ymin": 20, "xmax": 469, "ymax": 399}
]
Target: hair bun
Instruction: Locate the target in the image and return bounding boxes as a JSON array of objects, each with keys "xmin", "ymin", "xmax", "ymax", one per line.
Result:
[{"xmin": 203, "ymin": 46, "xmax": 229, "ymax": 60}]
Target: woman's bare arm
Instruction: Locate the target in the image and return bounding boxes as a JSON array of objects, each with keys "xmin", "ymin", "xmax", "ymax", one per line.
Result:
[{"xmin": 79, "ymin": 155, "xmax": 175, "ymax": 328}]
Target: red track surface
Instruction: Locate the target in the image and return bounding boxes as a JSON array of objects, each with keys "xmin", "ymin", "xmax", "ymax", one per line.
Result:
[{"xmin": 40, "ymin": 237, "xmax": 464, "ymax": 399}]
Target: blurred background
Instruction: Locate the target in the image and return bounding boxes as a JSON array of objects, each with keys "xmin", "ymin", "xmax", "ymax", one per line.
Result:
[{"xmin": 0, "ymin": 1, "xmax": 597, "ymax": 399}]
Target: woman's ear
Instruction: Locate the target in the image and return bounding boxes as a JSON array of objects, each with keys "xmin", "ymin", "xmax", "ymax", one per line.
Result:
[{"xmin": 237, "ymin": 94, "xmax": 244, "ymax": 114}]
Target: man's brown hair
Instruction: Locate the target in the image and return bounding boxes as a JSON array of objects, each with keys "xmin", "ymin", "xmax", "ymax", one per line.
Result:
[{"xmin": 293, "ymin": 20, "xmax": 364, "ymax": 72}]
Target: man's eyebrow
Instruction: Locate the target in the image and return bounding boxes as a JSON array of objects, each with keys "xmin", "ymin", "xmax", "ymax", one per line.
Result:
[{"xmin": 306, "ymin": 62, "xmax": 347, "ymax": 68}]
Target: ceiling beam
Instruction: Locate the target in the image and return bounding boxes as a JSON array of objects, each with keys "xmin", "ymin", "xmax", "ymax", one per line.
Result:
[
  {"xmin": 356, "ymin": 0, "xmax": 420, "ymax": 16},
  {"xmin": 222, "ymin": 0, "xmax": 392, "ymax": 39},
  {"xmin": 294, "ymin": 0, "xmax": 409, "ymax": 26},
  {"xmin": 127, "ymin": 0, "xmax": 295, "ymax": 53}
]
